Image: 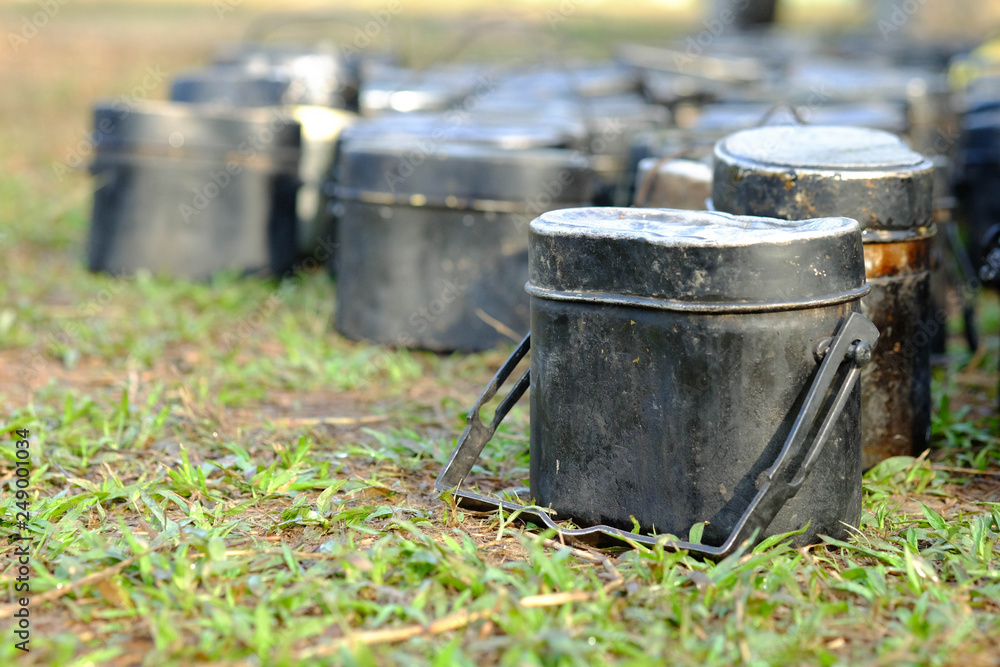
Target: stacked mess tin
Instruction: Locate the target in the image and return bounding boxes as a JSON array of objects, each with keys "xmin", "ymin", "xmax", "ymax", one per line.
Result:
[
  {"xmin": 713, "ymin": 125, "xmax": 936, "ymax": 469},
  {"xmin": 87, "ymin": 37, "xmax": 361, "ymax": 281},
  {"xmin": 438, "ymin": 207, "xmax": 877, "ymax": 555},
  {"xmin": 171, "ymin": 42, "xmax": 360, "ymax": 260},
  {"xmin": 331, "ymin": 119, "xmax": 592, "ymax": 351},
  {"xmin": 87, "ymin": 103, "xmax": 301, "ymax": 279}
]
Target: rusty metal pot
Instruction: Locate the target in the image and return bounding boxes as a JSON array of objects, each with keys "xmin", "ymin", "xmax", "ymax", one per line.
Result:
[
  {"xmin": 713, "ymin": 125, "xmax": 935, "ymax": 468},
  {"xmin": 437, "ymin": 207, "xmax": 877, "ymax": 557}
]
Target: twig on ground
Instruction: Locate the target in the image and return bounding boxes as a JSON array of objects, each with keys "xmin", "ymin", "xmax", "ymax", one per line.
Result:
[
  {"xmin": 0, "ymin": 543, "xmax": 169, "ymax": 616},
  {"xmin": 931, "ymin": 464, "xmax": 1000, "ymax": 476},
  {"xmin": 268, "ymin": 415, "xmax": 388, "ymax": 427},
  {"xmin": 298, "ymin": 606, "xmax": 498, "ymax": 657},
  {"xmin": 298, "ymin": 581, "xmax": 612, "ymax": 657},
  {"xmin": 190, "ymin": 549, "xmax": 344, "ymax": 560},
  {"xmin": 538, "ymin": 536, "xmax": 605, "ymax": 564}
]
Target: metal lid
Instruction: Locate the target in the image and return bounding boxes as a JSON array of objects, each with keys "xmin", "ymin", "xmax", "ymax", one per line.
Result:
[
  {"xmin": 574, "ymin": 95, "xmax": 670, "ymax": 146},
  {"xmin": 639, "ymin": 70, "xmax": 734, "ymax": 106},
  {"xmin": 485, "ymin": 64, "xmax": 640, "ymax": 101},
  {"xmin": 634, "ymin": 158, "xmax": 712, "ymax": 209},
  {"xmin": 637, "ymin": 156, "xmax": 712, "ymax": 181},
  {"xmin": 170, "ymin": 66, "xmax": 292, "ymax": 108},
  {"xmin": 786, "ymin": 61, "xmax": 948, "ymax": 103},
  {"xmin": 91, "ymin": 101, "xmax": 301, "ymax": 170},
  {"xmin": 569, "ymin": 64, "xmax": 642, "ymax": 98},
  {"xmin": 212, "ymin": 42, "xmax": 358, "ymax": 108},
  {"xmin": 358, "ymin": 64, "xmax": 483, "ymax": 114},
  {"xmin": 712, "ymin": 125, "xmax": 934, "ymax": 231},
  {"xmin": 528, "ymin": 208, "xmax": 867, "ymax": 311},
  {"xmin": 360, "ymin": 82, "xmax": 463, "ymax": 114},
  {"xmin": 339, "ymin": 114, "xmax": 576, "ymax": 150},
  {"xmin": 462, "ymin": 100, "xmax": 591, "ymax": 150},
  {"xmin": 618, "ymin": 42, "xmax": 766, "ymax": 84},
  {"xmin": 467, "ymin": 95, "xmax": 666, "ymax": 187},
  {"xmin": 719, "ymin": 62, "xmax": 947, "ymax": 118},
  {"xmin": 335, "ymin": 137, "xmax": 591, "ymax": 209}
]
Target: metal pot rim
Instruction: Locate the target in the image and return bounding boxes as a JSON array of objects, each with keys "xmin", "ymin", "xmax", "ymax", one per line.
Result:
[
  {"xmin": 530, "ymin": 206, "xmax": 860, "ymax": 247},
  {"xmin": 714, "ymin": 125, "xmax": 933, "ymax": 172}
]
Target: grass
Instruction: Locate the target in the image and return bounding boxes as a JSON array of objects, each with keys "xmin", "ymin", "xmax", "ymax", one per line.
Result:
[{"xmin": 1, "ymin": 2, "xmax": 999, "ymax": 666}]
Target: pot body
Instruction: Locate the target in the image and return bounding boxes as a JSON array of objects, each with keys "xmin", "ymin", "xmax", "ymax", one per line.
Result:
[
  {"xmin": 859, "ymin": 236, "xmax": 933, "ymax": 465},
  {"xmin": 89, "ymin": 156, "xmax": 298, "ymax": 279},
  {"xmin": 530, "ymin": 299, "xmax": 862, "ymax": 546},
  {"xmin": 713, "ymin": 125, "xmax": 936, "ymax": 468},
  {"xmin": 333, "ymin": 137, "xmax": 592, "ymax": 351},
  {"xmin": 169, "ymin": 67, "xmax": 358, "ymax": 261},
  {"xmin": 335, "ymin": 204, "xmax": 532, "ymax": 351},
  {"xmin": 87, "ymin": 102, "xmax": 301, "ymax": 279},
  {"xmin": 323, "ymin": 116, "xmax": 582, "ymax": 276},
  {"xmin": 527, "ymin": 208, "xmax": 868, "ymax": 547}
]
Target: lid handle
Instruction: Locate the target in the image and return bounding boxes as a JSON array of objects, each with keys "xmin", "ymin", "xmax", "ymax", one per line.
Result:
[{"xmin": 756, "ymin": 102, "xmax": 808, "ymax": 127}]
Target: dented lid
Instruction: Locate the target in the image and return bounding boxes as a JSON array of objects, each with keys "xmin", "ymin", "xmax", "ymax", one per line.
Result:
[{"xmin": 528, "ymin": 207, "xmax": 867, "ymax": 310}]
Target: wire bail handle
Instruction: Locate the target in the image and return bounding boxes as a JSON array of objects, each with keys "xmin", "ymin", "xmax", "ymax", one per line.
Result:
[{"xmin": 436, "ymin": 311, "xmax": 878, "ymax": 560}]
